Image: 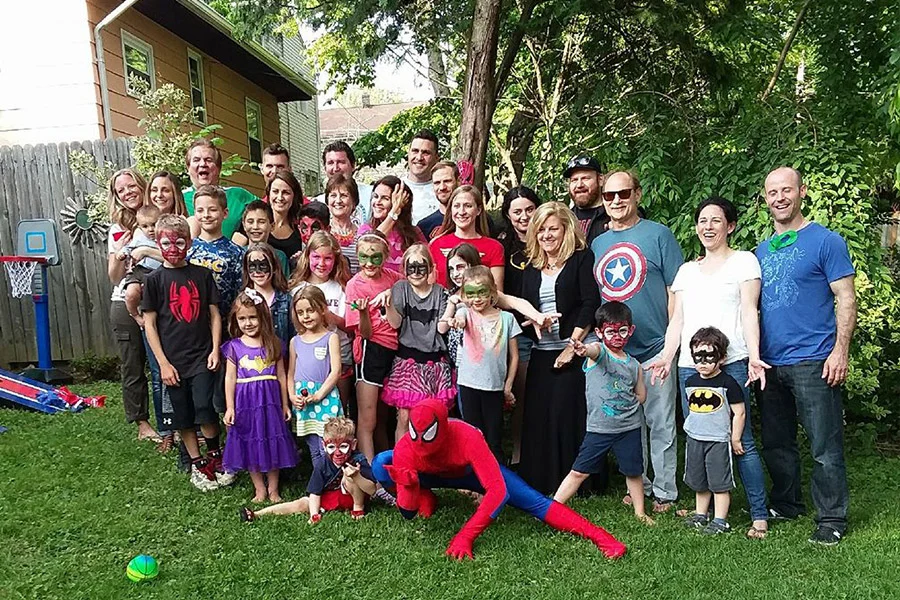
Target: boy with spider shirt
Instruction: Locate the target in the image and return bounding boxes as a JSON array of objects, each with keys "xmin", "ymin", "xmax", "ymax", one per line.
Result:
[
  {"xmin": 142, "ymin": 215, "xmax": 223, "ymax": 491},
  {"xmin": 553, "ymin": 301, "xmax": 653, "ymax": 525},
  {"xmin": 237, "ymin": 200, "xmax": 290, "ymax": 276},
  {"xmin": 683, "ymin": 326, "xmax": 746, "ymax": 535}
]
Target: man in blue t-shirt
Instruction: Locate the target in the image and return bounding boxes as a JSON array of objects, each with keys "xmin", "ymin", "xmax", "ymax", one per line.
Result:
[
  {"xmin": 590, "ymin": 170, "xmax": 684, "ymax": 510},
  {"xmin": 754, "ymin": 166, "xmax": 856, "ymax": 546}
]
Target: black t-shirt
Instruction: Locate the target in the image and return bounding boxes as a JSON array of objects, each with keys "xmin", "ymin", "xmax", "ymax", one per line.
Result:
[
  {"xmin": 306, "ymin": 452, "xmax": 374, "ymax": 495},
  {"xmin": 267, "ymin": 229, "xmax": 303, "ymax": 264},
  {"xmin": 142, "ymin": 264, "xmax": 219, "ymax": 378},
  {"xmin": 572, "ymin": 205, "xmax": 610, "ymax": 244},
  {"xmin": 504, "ymin": 239, "xmax": 528, "ymax": 297}
]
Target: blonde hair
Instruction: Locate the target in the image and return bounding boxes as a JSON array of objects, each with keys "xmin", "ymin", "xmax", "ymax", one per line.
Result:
[
  {"xmin": 155, "ymin": 214, "xmax": 191, "ymax": 238},
  {"xmin": 323, "ymin": 416, "xmax": 356, "ymax": 439},
  {"xmin": 136, "ymin": 204, "xmax": 160, "ymax": 224},
  {"xmin": 401, "ymin": 243, "xmax": 434, "ymax": 273},
  {"xmin": 289, "ymin": 231, "xmax": 351, "ymax": 289},
  {"xmin": 108, "ymin": 168, "xmax": 147, "ymax": 231},
  {"xmin": 525, "ymin": 202, "xmax": 585, "ymax": 269},
  {"xmin": 291, "ymin": 285, "xmax": 329, "ymax": 334},
  {"xmin": 436, "ymin": 185, "xmax": 490, "ymax": 237},
  {"xmin": 460, "ymin": 265, "xmax": 498, "ymax": 302}
]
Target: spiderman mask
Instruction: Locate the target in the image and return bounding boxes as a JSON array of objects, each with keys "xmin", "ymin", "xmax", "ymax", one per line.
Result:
[
  {"xmin": 157, "ymin": 231, "xmax": 189, "ymax": 264},
  {"xmin": 407, "ymin": 398, "xmax": 449, "ymax": 459},
  {"xmin": 598, "ymin": 322, "xmax": 634, "ymax": 351},
  {"xmin": 324, "ymin": 437, "xmax": 355, "ymax": 467}
]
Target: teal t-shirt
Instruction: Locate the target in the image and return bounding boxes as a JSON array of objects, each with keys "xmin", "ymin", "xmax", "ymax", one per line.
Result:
[
  {"xmin": 591, "ymin": 219, "xmax": 684, "ymax": 363},
  {"xmin": 184, "ymin": 186, "xmax": 258, "ymax": 239}
]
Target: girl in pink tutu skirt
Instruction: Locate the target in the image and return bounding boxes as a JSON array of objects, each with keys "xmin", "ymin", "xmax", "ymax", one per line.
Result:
[
  {"xmin": 223, "ymin": 289, "xmax": 298, "ymax": 503},
  {"xmin": 383, "ymin": 244, "xmax": 455, "ymax": 443}
]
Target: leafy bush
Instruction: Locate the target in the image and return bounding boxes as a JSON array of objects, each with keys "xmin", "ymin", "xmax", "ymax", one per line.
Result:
[{"xmin": 69, "ymin": 352, "xmax": 120, "ymax": 383}]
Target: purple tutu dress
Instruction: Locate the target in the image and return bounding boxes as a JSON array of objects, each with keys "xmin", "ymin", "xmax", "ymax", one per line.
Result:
[{"xmin": 222, "ymin": 338, "xmax": 298, "ymax": 473}]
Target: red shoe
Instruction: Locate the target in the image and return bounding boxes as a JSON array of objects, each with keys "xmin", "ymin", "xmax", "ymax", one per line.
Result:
[{"xmin": 544, "ymin": 501, "xmax": 627, "ymax": 559}]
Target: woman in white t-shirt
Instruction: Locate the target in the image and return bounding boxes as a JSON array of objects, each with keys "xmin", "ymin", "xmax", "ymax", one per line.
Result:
[{"xmin": 648, "ymin": 196, "xmax": 770, "ymax": 539}]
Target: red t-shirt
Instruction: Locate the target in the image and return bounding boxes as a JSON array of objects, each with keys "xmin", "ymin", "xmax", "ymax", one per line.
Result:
[
  {"xmin": 430, "ymin": 233, "xmax": 504, "ymax": 286},
  {"xmin": 344, "ymin": 268, "xmax": 403, "ymax": 349}
]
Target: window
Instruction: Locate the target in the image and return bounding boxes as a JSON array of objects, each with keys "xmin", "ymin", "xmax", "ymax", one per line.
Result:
[
  {"xmin": 187, "ymin": 49, "xmax": 206, "ymax": 124},
  {"xmin": 121, "ymin": 30, "xmax": 155, "ymax": 97},
  {"xmin": 245, "ymin": 98, "xmax": 263, "ymax": 166}
]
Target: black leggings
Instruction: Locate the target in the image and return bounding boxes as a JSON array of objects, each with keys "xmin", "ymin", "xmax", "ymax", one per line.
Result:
[{"xmin": 459, "ymin": 386, "xmax": 504, "ymax": 462}]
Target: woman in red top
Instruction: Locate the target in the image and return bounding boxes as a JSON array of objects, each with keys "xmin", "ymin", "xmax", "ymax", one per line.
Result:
[{"xmin": 429, "ymin": 186, "xmax": 504, "ymax": 290}]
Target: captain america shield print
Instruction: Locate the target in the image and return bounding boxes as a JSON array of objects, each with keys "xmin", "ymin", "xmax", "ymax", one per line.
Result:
[{"xmin": 596, "ymin": 242, "xmax": 647, "ymax": 302}]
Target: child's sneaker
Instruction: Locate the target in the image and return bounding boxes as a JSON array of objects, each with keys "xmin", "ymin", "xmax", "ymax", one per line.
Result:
[
  {"xmin": 190, "ymin": 460, "xmax": 219, "ymax": 492},
  {"xmin": 684, "ymin": 513, "xmax": 709, "ymax": 529},
  {"xmin": 207, "ymin": 449, "xmax": 236, "ymax": 487},
  {"xmin": 373, "ymin": 486, "xmax": 397, "ymax": 506},
  {"xmin": 701, "ymin": 520, "xmax": 732, "ymax": 535}
]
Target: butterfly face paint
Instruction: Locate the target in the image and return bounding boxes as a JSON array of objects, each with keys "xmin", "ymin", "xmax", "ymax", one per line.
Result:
[
  {"xmin": 599, "ymin": 322, "xmax": 633, "ymax": 350},
  {"xmin": 157, "ymin": 231, "xmax": 189, "ymax": 264},
  {"xmin": 299, "ymin": 217, "xmax": 324, "ymax": 244},
  {"xmin": 406, "ymin": 260, "xmax": 429, "ymax": 278}
]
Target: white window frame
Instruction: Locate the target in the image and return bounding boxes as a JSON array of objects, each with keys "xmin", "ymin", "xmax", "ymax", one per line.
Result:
[
  {"xmin": 120, "ymin": 30, "xmax": 156, "ymax": 97},
  {"xmin": 245, "ymin": 98, "xmax": 263, "ymax": 167},
  {"xmin": 186, "ymin": 49, "xmax": 207, "ymax": 125}
]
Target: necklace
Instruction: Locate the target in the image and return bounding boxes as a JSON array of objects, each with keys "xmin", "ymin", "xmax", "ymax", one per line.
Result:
[{"xmin": 331, "ymin": 222, "xmax": 357, "ymax": 245}]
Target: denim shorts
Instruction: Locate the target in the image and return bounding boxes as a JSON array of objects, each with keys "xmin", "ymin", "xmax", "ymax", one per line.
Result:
[
  {"xmin": 572, "ymin": 428, "xmax": 643, "ymax": 476},
  {"xmin": 517, "ymin": 334, "xmax": 533, "ymax": 363}
]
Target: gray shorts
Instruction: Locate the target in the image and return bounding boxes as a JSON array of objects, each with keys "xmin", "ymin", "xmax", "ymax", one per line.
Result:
[{"xmin": 684, "ymin": 437, "xmax": 733, "ymax": 493}]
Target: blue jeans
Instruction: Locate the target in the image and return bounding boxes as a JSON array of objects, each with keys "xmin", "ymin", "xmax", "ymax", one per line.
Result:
[
  {"xmin": 679, "ymin": 359, "xmax": 768, "ymax": 522},
  {"xmin": 142, "ymin": 332, "xmax": 172, "ymax": 436},
  {"xmin": 305, "ymin": 434, "xmax": 325, "ymax": 471},
  {"xmin": 757, "ymin": 360, "xmax": 848, "ymax": 532}
]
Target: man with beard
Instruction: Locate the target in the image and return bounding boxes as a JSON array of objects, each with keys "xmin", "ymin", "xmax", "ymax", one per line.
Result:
[
  {"xmin": 565, "ymin": 154, "xmax": 608, "ymax": 244},
  {"xmin": 417, "ymin": 161, "xmax": 459, "ymax": 240},
  {"xmin": 182, "ymin": 139, "xmax": 257, "ymax": 239}
]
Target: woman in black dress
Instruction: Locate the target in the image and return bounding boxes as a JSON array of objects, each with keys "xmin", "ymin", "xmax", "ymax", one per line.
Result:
[{"xmin": 518, "ymin": 202, "xmax": 600, "ymax": 495}]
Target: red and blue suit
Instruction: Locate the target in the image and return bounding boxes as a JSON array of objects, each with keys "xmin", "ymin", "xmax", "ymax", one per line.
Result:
[{"xmin": 372, "ymin": 398, "xmax": 627, "ymax": 560}]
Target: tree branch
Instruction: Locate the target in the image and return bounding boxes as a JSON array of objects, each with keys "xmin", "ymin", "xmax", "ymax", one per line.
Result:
[
  {"xmin": 494, "ymin": 0, "xmax": 541, "ymax": 102},
  {"xmin": 761, "ymin": 0, "xmax": 813, "ymax": 101}
]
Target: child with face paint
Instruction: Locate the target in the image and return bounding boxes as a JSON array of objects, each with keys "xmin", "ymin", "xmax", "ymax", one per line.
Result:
[
  {"xmin": 682, "ymin": 327, "xmax": 746, "ymax": 535},
  {"xmin": 235, "ymin": 201, "xmax": 291, "ymax": 276},
  {"xmin": 239, "ymin": 417, "xmax": 376, "ymax": 523},
  {"xmin": 359, "ymin": 176, "xmax": 426, "ymax": 273},
  {"xmin": 382, "ymin": 244, "xmax": 456, "ymax": 442},
  {"xmin": 344, "ymin": 232, "xmax": 403, "ymax": 463},
  {"xmin": 298, "ymin": 201, "xmax": 330, "ymax": 248},
  {"xmin": 443, "ymin": 265, "xmax": 521, "ymax": 461},
  {"xmin": 141, "ymin": 214, "xmax": 224, "ymax": 492},
  {"xmin": 288, "ymin": 286, "xmax": 344, "ymax": 470},
  {"xmin": 289, "ymin": 232, "xmax": 354, "ymax": 412},
  {"xmin": 443, "ymin": 244, "xmax": 483, "ymax": 367},
  {"xmin": 222, "ymin": 290, "xmax": 297, "ymax": 503},
  {"xmin": 552, "ymin": 301, "xmax": 652, "ymax": 524},
  {"xmin": 241, "ymin": 243, "xmax": 294, "ymax": 348}
]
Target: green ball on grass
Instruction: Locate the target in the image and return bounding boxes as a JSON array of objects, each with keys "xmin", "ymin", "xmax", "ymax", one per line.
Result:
[{"xmin": 126, "ymin": 554, "xmax": 159, "ymax": 582}]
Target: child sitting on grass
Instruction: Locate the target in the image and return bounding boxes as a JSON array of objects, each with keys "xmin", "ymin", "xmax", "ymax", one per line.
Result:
[
  {"xmin": 553, "ymin": 301, "xmax": 652, "ymax": 525},
  {"xmin": 682, "ymin": 326, "xmax": 746, "ymax": 535},
  {"xmin": 239, "ymin": 417, "xmax": 376, "ymax": 523}
]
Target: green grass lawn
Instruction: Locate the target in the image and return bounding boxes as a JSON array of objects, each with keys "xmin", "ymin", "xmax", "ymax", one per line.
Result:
[{"xmin": 2, "ymin": 382, "xmax": 900, "ymax": 599}]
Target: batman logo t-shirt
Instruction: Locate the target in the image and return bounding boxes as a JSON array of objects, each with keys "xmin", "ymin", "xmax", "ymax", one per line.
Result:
[{"xmin": 683, "ymin": 371, "xmax": 744, "ymax": 442}]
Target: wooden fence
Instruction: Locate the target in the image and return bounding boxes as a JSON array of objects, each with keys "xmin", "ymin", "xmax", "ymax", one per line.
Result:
[{"xmin": 0, "ymin": 139, "xmax": 135, "ymax": 367}]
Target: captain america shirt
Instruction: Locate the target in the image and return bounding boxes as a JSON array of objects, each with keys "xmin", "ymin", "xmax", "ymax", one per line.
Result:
[
  {"xmin": 187, "ymin": 236, "xmax": 245, "ymax": 318},
  {"xmin": 142, "ymin": 264, "xmax": 219, "ymax": 378}
]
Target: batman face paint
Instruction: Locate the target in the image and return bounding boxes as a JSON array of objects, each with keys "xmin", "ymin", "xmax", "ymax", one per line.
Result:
[{"xmin": 405, "ymin": 260, "xmax": 429, "ymax": 281}]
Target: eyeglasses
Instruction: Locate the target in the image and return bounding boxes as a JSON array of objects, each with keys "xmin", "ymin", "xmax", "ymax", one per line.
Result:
[
  {"xmin": 691, "ymin": 351, "xmax": 720, "ymax": 365},
  {"xmin": 568, "ymin": 156, "xmax": 591, "ymax": 168},
  {"xmin": 602, "ymin": 189, "xmax": 633, "ymax": 202},
  {"xmin": 324, "ymin": 441, "xmax": 352, "ymax": 455},
  {"xmin": 602, "ymin": 326, "xmax": 631, "ymax": 339}
]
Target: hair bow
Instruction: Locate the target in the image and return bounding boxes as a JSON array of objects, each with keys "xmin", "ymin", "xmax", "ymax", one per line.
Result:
[{"xmin": 243, "ymin": 288, "xmax": 264, "ymax": 305}]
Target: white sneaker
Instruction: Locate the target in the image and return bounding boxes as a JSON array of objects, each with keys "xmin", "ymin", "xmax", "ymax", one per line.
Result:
[{"xmin": 190, "ymin": 464, "xmax": 219, "ymax": 492}]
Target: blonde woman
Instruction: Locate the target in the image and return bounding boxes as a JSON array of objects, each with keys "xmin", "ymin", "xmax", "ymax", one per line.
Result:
[{"xmin": 518, "ymin": 202, "xmax": 601, "ymax": 495}]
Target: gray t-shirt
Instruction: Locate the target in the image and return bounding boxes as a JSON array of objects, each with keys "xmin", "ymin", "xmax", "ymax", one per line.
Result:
[
  {"xmin": 684, "ymin": 371, "xmax": 744, "ymax": 442},
  {"xmin": 456, "ymin": 307, "xmax": 521, "ymax": 391},
  {"xmin": 584, "ymin": 345, "xmax": 642, "ymax": 434},
  {"xmin": 535, "ymin": 270, "xmax": 567, "ymax": 351},
  {"xmin": 391, "ymin": 281, "xmax": 448, "ymax": 354}
]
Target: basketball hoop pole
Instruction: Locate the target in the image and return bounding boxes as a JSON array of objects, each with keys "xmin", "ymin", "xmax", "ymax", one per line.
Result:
[{"xmin": 33, "ymin": 262, "xmax": 52, "ymax": 372}]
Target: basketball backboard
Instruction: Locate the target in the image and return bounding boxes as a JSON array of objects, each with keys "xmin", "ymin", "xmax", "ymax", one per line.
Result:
[{"xmin": 16, "ymin": 219, "xmax": 60, "ymax": 266}]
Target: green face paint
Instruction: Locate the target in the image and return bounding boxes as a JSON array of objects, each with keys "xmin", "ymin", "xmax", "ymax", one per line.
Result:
[
  {"xmin": 463, "ymin": 283, "xmax": 490, "ymax": 300},
  {"xmin": 358, "ymin": 251, "xmax": 385, "ymax": 266}
]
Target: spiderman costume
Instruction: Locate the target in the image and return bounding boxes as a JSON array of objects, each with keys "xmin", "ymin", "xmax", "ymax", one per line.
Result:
[{"xmin": 372, "ymin": 398, "xmax": 626, "ymax": 560}]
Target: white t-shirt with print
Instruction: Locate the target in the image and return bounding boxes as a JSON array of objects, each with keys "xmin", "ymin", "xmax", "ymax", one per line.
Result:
[{"xmin": 671, "ymin": 250, "xmax": 761, "ymax": 367}]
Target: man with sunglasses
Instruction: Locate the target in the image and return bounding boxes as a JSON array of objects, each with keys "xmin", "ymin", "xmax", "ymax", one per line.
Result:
[
  {"xmin": 590, "ymin": 170, "xmax": 684, "ymax": 513},
  {"xmin": 564, "ymin": 154, "xmax": 609, "ymax": 244},
  {"xmin": 754, "ymin": 166, "xmax": 855, "ymax": 546}
]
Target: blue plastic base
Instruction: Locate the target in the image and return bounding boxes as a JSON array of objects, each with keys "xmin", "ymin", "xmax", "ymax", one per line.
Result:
[{"xmin": 0, "ymin": 368, "xmax": 66, "ymax": 414}]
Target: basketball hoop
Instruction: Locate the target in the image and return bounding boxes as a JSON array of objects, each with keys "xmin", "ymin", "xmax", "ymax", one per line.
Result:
[{"xmin": 0, "ymin": 256, "xmax": 46, "ymax": 298}]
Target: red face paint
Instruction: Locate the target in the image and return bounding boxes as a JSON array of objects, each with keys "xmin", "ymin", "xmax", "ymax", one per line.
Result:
[
  {"xmin": 299, "ymin": 217, "xmax": 324, "ymax": 244},
  {"xmin": 157, "ymin": 231, "xmax": 188, "ymax": 264},
  {"xmin": 599, "ymin": 321, "xmax": 633, "ymax": 351}
]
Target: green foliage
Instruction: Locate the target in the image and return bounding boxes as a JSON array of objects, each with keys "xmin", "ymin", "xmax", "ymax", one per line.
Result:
[
  {"xmin": 131, "ymin": 83, "xmax": 245, "ymax": 183},
  {"xmin": 67, "ymin": 150, "xmax": 116, "ymax": 225},
  {"xmin": 68, "ymin": 352, "xmax": 120, "ymax": 383}
]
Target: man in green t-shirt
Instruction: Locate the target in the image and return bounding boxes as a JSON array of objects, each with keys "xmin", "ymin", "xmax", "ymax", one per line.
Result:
[{"xmin": 182, "ymin": 139, "xmax": 257, "ymax": 239}]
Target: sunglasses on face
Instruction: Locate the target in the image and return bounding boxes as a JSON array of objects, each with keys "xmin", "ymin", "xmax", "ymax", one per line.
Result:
[
  {"xmin": 358, "ymin": 252, "xmax": 384, "ymax": 266},
  {"xmin": 691, "ymin": 350, "xmax": 720, "ymax": 365},
  {"xmin": 602, "ymin": 189, "xmax": 634, "ymax": 202},
  {"xmin": 324, "ymin": 441, "xmax": 352, "ymax": 454},
  {"xmin": 602, "ymin": 326, "xmax": 631, "ymax": 339},
  {"xmin": 406, "ymin": 261, "xmax": 429, "ymax": 277},
  {"xmin": 247, "ymin": 259, "xmax": 271, "ymax": 274}
]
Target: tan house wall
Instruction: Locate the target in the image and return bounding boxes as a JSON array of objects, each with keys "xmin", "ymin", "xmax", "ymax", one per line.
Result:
[{"xmin": 85, "ymin": 0, "xmax": 282, "ymax": 195}]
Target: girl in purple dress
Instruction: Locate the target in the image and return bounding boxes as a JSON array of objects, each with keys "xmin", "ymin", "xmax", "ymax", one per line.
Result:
[{"xmin": 223, "ymin": 289, "xmax": 298, "ymax": 503}]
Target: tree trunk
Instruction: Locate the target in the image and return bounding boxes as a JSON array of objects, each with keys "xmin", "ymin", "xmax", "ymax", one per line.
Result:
[
  {"xmin": 425, "ymin": 44, "xmax": 451, "ymax": 97},
  {"xmin": 506, "ymin": 109, "xmax": 539, "ymax": 184},
  {"xmin": 456, "ymin": 0, "xmax": 502, "ymax": 190}
]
